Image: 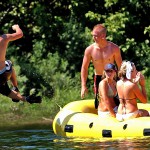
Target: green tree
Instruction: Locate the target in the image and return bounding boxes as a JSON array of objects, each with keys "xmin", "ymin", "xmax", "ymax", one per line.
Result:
[{"xmin": 0, "ymin": 0, "xmax": 149, "ymax": 99}]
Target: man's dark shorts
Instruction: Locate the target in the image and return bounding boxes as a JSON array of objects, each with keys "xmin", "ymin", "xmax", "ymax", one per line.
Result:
[
  {"xmin": 0, "ymin": 83, "xmax": 11, "ymax": 96},
  {"xmin": 0, "ymin": 60, "xmax": 12, "ymax": 96},
  {"xmin": 94, "ymin": 75, "xmax": 102, "ymax": 109},
  {"xmin": 94, "ymin": 75, "xmax": 102, "ymax": 95}
]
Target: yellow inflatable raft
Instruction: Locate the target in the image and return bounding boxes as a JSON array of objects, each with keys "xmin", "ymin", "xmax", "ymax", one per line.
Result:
[{"xmin": 53, "ymin": 99, "xmax": 150, "ymax": 138}]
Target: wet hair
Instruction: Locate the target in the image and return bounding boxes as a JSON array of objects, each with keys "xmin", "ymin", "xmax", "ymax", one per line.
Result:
[{"xmin": 118, "ymin": 60, "xmax": 134, "ymax": 79}]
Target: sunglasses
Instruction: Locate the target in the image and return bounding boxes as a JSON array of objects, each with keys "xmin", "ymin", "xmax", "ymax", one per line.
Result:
[{"xmin": 105, "ymin": 70, "xmax": 114, "ymax": 73}]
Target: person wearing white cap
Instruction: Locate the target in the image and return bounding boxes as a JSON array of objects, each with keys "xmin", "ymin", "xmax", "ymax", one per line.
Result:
[
  {"xmin": 116, "ymin": 60, "xmax": 149, "ymax": 121},
  {"xmin": 0, "ymin": 24, "xmax": 42, "ymax": 104}
]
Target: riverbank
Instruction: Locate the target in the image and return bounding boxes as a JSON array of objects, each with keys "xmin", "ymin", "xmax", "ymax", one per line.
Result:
[
  {"xmin": 0, "ymin": 77, "xmax": 149, "ymax": 131},
  {"xmin": 0, "ymin": 114, "xmax": 53, "ymax": 130},
  {"xmin": 0, "ymin": 95, "xmax": 57, "ymax": 130}
]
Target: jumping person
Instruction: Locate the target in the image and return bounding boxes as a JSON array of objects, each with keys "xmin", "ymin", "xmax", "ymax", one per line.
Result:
[
  {"xmin": 81, "ymin": 24, "xmax": 122, "ymax": 108},
  {"xmin": 0, "ymin": 24, "xmax": 41, "ymax": 103}
]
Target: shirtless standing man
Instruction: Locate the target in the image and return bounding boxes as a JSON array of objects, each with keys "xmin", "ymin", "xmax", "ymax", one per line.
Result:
[
  {"xmin": 0, "ymin": 24, "xmax": 41, "ymax": 103},
  {"xmin": 81, "ymin": 24, "xmax": 122, "ymax": 107}
]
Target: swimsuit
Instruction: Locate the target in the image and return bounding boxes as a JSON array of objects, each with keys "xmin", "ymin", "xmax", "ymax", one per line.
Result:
[
  {"xmin": 94, "ymin": 75, "xmax": 102, "ymax": 94},
  {"xmin": 0, "ymin": 60, "xmax": 12, "ymax": 96},
  {"xmin": 0, "ymin": 83, "xmax": 11, "ymax": 96},
  {"xmin": 119, "ymin": 98, "xmax": 136, "ymax": 101},
  {"xmin": 0, "ymin": 60, "xmax": 12, "ymax": 85},
  {"xmin": 94, "ymin": 75, "xmax": 102, "ymax": 109},
  {"xmin": 116, "ymin": 97, "xmax": 139, "ymax": 121},
  {"xmin": 107, "ymin": 81, "xmax": 120, "ymax": 106},
  {"xmin": 107, "ymin": 82, "xmax": 117, "ymax": 98},
  {"xmin": 98, "ymin": 82, "xmax": 119, "ymax": 117},
  {"xmin": 98, "ymin": 106, "xmax": 118, "ymax": 118},
  {"xmin": 116, "ymin": 110, "xmax": 143, "ymax": 121}
]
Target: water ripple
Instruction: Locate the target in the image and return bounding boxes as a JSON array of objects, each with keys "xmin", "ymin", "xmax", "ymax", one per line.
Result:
[{"xmin": 0, "ymin": 128, "xmax": 150, "ymax": 150}]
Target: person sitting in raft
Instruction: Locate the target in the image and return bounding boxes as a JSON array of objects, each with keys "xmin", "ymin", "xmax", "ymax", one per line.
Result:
[
  {"xmin": 116, "ymin": 61, "xmax": 149, "ymax": 121},
  {"xmin": 98, "ymin": 63, "xmax": 119, "ymax": 118}
]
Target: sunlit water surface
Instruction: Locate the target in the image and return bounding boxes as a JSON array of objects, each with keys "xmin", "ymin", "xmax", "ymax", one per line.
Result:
[{"xmin": 0, "ymin": 125, "xmax": 150, "ymax": 150}]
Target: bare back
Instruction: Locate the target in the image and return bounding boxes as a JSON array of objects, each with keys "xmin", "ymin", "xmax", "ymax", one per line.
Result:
[{"xmin": 117, "ymin": 80, "xmax": 138, "ymax": 114}]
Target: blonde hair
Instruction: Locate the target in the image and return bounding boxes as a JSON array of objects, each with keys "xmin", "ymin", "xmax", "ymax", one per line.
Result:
[
  {"xmin": 118, "ymin": 60, "xmax": 134, "ymax": 79},
  {"xmin": 102, "ymin": 71, "xmax": 117, "ymax": 80}
]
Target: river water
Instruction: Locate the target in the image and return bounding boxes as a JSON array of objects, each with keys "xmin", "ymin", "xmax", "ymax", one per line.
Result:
[{"xmin": 0, "ymin": 124, "xmax": 150, "ymax": 150}]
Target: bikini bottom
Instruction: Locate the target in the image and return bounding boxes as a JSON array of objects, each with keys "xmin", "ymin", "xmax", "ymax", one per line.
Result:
[
  {"xmin": 98, "ymin": 106, "xmax": 118, "ymax": 118},
  {"xmin": 116, "ymin": 110, "xmax": 143, "ymax": 122}
]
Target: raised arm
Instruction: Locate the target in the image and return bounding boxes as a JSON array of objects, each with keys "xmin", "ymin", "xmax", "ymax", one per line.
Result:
[
  {"xmin": 2, "ymin": 24, "xmax": 23, "ymax": 42},
  {"xmin": 133, "ymin": 72, "xmax": 147, "ymax": 103}
]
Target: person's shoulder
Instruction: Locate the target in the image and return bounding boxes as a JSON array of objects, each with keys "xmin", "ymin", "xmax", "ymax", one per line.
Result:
[
  {"xmin": 108, "ymin": 41, "xmax": 119, "ymax": 49},
  {"xmin": 86, "ymin": 43, "xmax": 95, "ymax": 50},
  {"xmin": 130, "ymin": 81, "xmax": 138, "ymax": 88},
  {"xmin": 123, "ymin": 80, "xmax": 136, "ymax": 88},
  {"xmin": 99, "ymin": 78, "xmax": 107, "ymax": 86},
  {"xmin": 84, "ymin": 43, "xmax": 95, "ymax": 53},
  {"xmin": 117, "ymin": 79, "xmax": 123, "ymax": 86},
  {"xmin": 108, "ymin": 41, "xmax": 118, "ymax": 46}
]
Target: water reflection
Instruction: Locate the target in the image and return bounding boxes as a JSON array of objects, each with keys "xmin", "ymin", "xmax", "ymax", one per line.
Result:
[
  {"xmin": 54, "ymin": 136, "xmax": 150, "ymax": 149},
  {"xmin": 0, "ymin": 125, "xmax": 150, "ymax": 150}
]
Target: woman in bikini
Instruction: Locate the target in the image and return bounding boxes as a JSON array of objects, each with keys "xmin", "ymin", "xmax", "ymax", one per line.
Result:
[
  {"xmin": 116, "ymin": 61, "xmax": 149, "ymax": 121},
  {"xmin": 98, "ymin": 63, "xmax": 118, "ymax": 118}
]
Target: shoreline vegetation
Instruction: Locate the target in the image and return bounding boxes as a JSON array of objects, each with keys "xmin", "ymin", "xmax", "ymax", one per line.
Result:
[
  {"xmin": 1, "ymin": 0, "xmax": 150, "ymax": 132},
  {"xmin": 0, "ymin": 78, "xmax": 149, "ymax": 130},
  {"xmin": 0, "ymin": 118, "xmax": 52, "ymax": 131}
]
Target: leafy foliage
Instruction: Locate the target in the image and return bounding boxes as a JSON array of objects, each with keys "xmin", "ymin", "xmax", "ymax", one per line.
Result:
[{"xmin": 0, "ymin": 0, "xmax": 150, "ymax": 100}]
